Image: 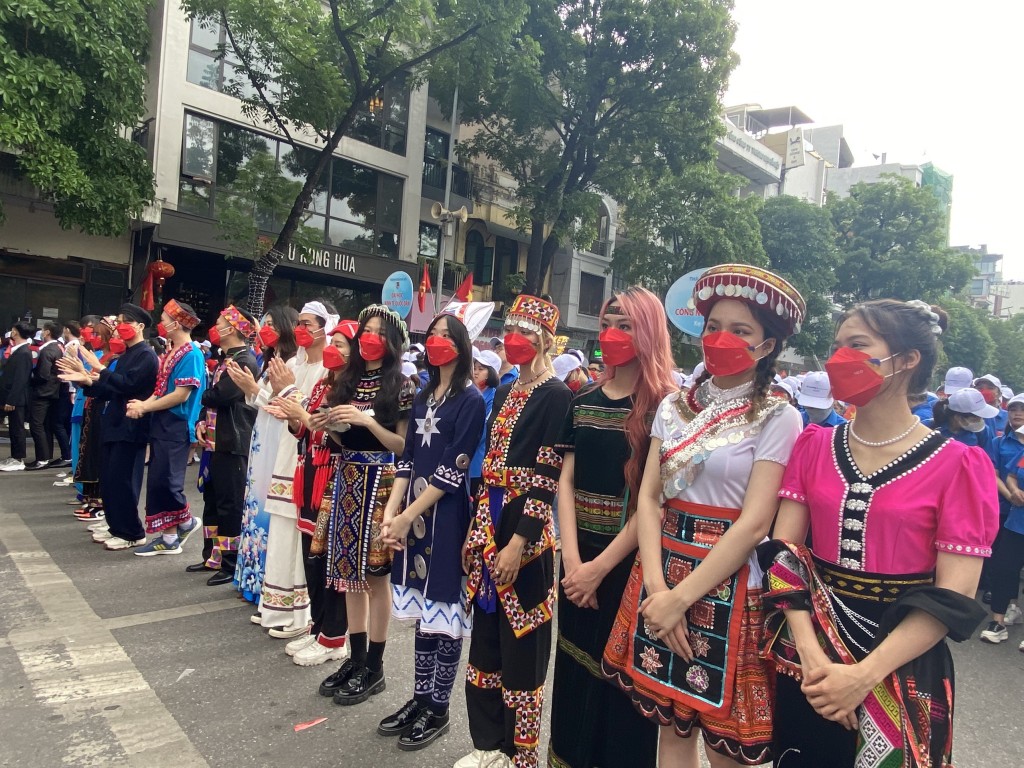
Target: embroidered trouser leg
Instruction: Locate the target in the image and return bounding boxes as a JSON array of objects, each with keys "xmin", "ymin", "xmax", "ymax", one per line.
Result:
[
  {"xmin": 466, "ymin": 603, "xmax": 551, "ymax": 768},
  {"xmin": 206, "ymin": 453, "xmax": 247, "ymax": 572},
  {"xmin": 144, "ymin": 437, "xmax": 191, "ymax": 534}
]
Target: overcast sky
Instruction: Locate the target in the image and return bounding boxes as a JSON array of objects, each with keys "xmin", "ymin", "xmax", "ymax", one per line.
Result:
[{"xmin": 725, "ymin": 1, "xmax": 1023, "ymax": 278}]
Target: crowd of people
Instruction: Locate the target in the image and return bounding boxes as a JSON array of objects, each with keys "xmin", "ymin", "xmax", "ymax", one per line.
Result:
[{"xmin": 0, "ymin": 262, "xmax": 1014, "ymax": 768}]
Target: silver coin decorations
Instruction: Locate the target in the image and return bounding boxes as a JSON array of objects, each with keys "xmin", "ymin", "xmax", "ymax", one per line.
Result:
[{"xmin": 691, "ymin": 264, "xmax": 806, "ymax": 339}]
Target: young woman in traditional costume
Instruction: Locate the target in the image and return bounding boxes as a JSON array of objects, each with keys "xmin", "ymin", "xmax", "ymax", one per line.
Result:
[
  {"xmin": 603, "ymin": 265, "xmax": 805, "ymax": 767},
  {"xmin": 316, "ymin": 305, "xmax": 414, "ymax": 700},
  {"xmin": 457, "ymin": 295, "xmax": 572, "ymax": 768},
  {"xmin": 760, "ymin": 299, "xmax": 998, "ymax": 767},
  {"xmin": 547, "ymin": 287, "xmax": 675, "ymax": 768},
  {"xmin": 375, "ymin": 304, "xmax": 487, "ymax": 751}
]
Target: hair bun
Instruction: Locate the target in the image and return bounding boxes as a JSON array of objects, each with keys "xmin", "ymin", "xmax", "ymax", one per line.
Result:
[{"xmin": 930, "ymin": 305, "xmax": 949, "ymax": 333}]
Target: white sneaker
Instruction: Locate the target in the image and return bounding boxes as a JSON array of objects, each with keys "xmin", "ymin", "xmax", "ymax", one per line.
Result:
[
  {"xmin": 104, "ymin": 537, "xmax": 146, "ymax": 551},
  {"xmin": 92, "ymin": 529, "xmax": 114, "ymax": 542},
  {"xmin": 87, "ymin": 521, "xmax": 109, "ymax": 533},
  {"xmin": 980, "ymin": 621, "xmax": 1009, "ymax": 644},
  {"xmin": 0, "ymin": 459, "xmax": 25, "ymax": 472},
  {"xmin": 285, "ymin": 633, "xmax": 319, "ymax": 657},
  {"xmin": 269, "ymin": 623, "xmax": 311, "ymax": 639},
  {"xmin": 483, "ymin": 756, "xmax": 512, "ymax": 768},
  {"xmin": 292, "ymin": 640, "xmax": 349, "ymax": 667},
  {"xmin": 1003, "ymin": 604, "xmax": 1023, "ymax": 625},
  {"xmin": 454, "ymin": 749, "xmax": 506, "ymax": 768}
]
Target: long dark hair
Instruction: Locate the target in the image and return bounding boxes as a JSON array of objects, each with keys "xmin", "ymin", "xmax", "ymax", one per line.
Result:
[
  {"xmin": 418, "ymin": 314, "xmax": 473, "ymax": 404},
  {"xmin": 262, "ymin": 304, "xmax": 299, "ymax": 372},
  {"xmin": 692, "ymin": 300, "xmax": 788, "ymax": 421},
  {"xmin": 329, "ymin": 313, "xmax": 406, "ymax": 426}
]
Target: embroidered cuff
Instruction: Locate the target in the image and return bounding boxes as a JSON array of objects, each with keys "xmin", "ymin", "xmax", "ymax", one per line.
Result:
[
  {"xmin": 174, "ymin": 377, "xmax": 202, "ymax": 388},
  {"xmin": 395, "ymin": 459, "xmax": 413, "ymax": 480},
  {"xmin": 778, "ymin": 488, "xmax": 807, "ymax": 503},
  {"xmin": 935, "ymin": 541, "xmax": 992, "ymax": 557},
  {"xmin": 431, "ymin": 464, "xmax": 465, "ymax": 492},
  {"xmin": 515, "ymin": 498, "xmax": 549, "ymax": 542},
  {"xmin": 536, "ymin": 446, "xmax": 563, "ymax": 471}
]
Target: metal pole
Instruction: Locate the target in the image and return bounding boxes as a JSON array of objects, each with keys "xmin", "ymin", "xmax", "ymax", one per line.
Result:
[{"xmin": 435, "ymin": 78, "xmax": 459, "ymax": 313}]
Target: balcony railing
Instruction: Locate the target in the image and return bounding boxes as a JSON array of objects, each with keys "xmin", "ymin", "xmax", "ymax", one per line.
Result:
[{"xmin": 422, "ymin": 157, "xmax": 472, "ymax": 198}]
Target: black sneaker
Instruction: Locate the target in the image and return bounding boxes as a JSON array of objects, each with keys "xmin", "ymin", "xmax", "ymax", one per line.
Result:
[
  {"xmin": 332, "ymin": 664, "xmax": 385, "ymax": 706},
  {"xmin": 24, "ymin": 460, "xmax": 50, "ymax": 471},
  {"xmin": 377, "ymin": 699, "xmax": 423, "ymax": 736}
]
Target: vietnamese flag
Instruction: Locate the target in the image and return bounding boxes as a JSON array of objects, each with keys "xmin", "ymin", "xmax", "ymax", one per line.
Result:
[
  {"xmin": 454, "ymin": 273, "xmax": 473, "ymax": 302},
  {"xmin": 418, "ymin": 262, "xmax": 432, "ymax": 313}
]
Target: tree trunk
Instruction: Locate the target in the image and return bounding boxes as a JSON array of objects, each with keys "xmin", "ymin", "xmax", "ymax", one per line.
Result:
[{"xmin": 523, "ymin": 220, "xmax": 547, "ymax": 296}]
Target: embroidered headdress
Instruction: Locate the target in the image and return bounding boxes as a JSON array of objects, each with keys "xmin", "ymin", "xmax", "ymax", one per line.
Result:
[
  {"xmin": 359, "ymin": 303, "xmax": 410, "ymax": 348},
  {"xmin": 220, "ymin": 304, "xmax": 254, "ymax": 340},
  {"xmin": 330, "ymin": 320, "xmax": 360, "ymax": 340},
  {"xmin": 505, "ymin": 294, "xmax": 559, "ymax": 337},
  {"xmin": 693, "ymin": 264, "xmax": 805, "ymax": 336},
  {"xmin": 164, "ymin": 299, "xmax": 200, "ymax": 330}
]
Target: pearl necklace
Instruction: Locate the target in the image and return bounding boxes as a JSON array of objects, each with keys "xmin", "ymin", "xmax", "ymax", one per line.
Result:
[{"xmin": 849, "ymin": 416, "xmax": 921, "ymax": 447}]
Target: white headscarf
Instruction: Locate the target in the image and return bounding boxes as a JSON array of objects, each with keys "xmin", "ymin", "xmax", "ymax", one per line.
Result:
[{"xmin": 295, "ymin": 301, "xmax": 339, "ymax": 366}]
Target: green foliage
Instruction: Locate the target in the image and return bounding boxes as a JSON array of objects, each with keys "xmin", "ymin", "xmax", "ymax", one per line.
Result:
[
  {"xmin": 214, "ymin": 149, "xmax": 319, "ymax": 259},
  {"xmin": 937, "ymin": 299, "xmax": 994, "ymax": 380},
  {"xmin": 0, "ymin": 0, "xmax": 154, "ymax": 234},
  {"xmin": 181, "ymin": 0, "xmax": 527, "ymax": 314},
  {"xmin": 611, "ymin": 164, "xmax": 764, "ymax": 296},
  {"xmin": 828, "ymin": 175, "xmax": 974, "ymax": 304},
  {"xmin": 455, "ymin": 0, "xmax": 737, "ymax": 295},
  {"xmin": 758, "ymin": 195, "xmax": 839, "ymax": 359},
  {"xmin": 983, "ymin": 313, "xmax": 1024, "ymax": 393}
]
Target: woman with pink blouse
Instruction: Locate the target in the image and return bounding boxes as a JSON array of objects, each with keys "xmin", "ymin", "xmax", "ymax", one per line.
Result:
[{"xmin": 761, "ymin": 299, "xmax": 998, "ymax": 768}]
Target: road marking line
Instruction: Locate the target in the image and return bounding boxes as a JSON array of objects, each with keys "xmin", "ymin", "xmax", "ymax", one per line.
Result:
[{"xmin": 0, "ymin": 511, "xmax": 209, "ymax": 767}]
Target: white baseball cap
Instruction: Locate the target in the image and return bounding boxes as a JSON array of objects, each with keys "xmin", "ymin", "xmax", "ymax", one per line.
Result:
[
  {"xmin": 974, "ymin": 373, "xmax": 1002, "ymax": 389},
  {"xmin": 797, "ymin": 371, "xmax": 834, "ymax": 409},
  {"xmin": 1001, "ymin": 385, "xmax": 1014, "ymax": 401},
  {"xmin": 472, "ymin": 347, "xmax": 501, "ymax": 375},
  {"xmin": 1006, "ymin": 393, "xmax": 1024, "ymax": 409},
  {"xmin": 947, "ymin": 388, "xmax": 999, "ymax": 419},
  {"xmin": 942, "ymin": 366, "xmax": 973, "ymax": 394},
  {"xmin": 553, "ymin": 353, "xmax": 583, "ymax": 382},
  {"xmin": 401, "ymin": 361, "xmax": 417, "ymax": 377},
  {"xmin": 772, "ymin": 379, "xmax": 797, "ymax": 400}
]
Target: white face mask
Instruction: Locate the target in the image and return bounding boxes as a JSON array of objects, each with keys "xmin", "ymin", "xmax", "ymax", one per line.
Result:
[{"xmin": 961, "ymin": 416, "xmax": 985, "ymax": 433}]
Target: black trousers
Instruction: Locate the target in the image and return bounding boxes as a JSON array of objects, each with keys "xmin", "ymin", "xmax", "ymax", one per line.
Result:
[
  {"xmin": 4, "ymin": 405, "xmax": 27, "ymax": 460},
  {"xmin": 465, "ymin": 604, "xmax": 551, "ymax": 767},
  {"xmin": 29, "ymin": 397, "xmax": 56, "ymax": 462},
  {"xmin": 100, "ymin": 441, "xmax": 147, "ymax": 542},
  {"xmin": 53, "ymin": 392, "xmax": 71, "ymax": 460},
  {"xmin": 990, "ymin": 527, "xmax": 1024, "ymax": 615},
  {"xmin": 302, "ymin": 531, "xmax": 348, "ymax": 646},
  {"xmin": 200, "ymin": 452, "xmax": 247, "ymax": 572}
]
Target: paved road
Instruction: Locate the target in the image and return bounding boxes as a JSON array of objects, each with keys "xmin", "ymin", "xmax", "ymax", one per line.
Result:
[{"xmin": 0, "ymin": 456, "xmax": 1020, "ymax": 767}]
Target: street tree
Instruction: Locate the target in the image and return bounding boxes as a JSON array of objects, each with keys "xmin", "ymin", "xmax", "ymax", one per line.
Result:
[
  {"xmin": 983, "ymin": 313, "xmax": 1024, "ymax": 392},
  {"xmin": 452, "ymin": 0, "xmax": 737, "ymax": 296},
  {"xmin": 0, "ymin": 0, "xmax": 154, "ymax": 235},
  {"xmin": 828, "ymin": 175, "xmax": 974, "ymax": 304},
  {"xmin": 610, "ymin": 164, "xmax": 764, "ymax": 296},
  {"xmin": 182, "ymin": 0, "xmax": 526, "ymax": 316},
  {"xmin": 937, "ymin": 298, "xmax": 994, "ymax": 380},
  {"xmin": 758, "ymin": 195, "xmax": 839, "ymax": 359}
]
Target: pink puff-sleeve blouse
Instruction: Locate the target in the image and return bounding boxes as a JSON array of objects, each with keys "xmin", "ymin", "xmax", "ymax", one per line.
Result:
[{"xmin": 778, "ymin": 424, "xmax": 999, "ymax": 574}]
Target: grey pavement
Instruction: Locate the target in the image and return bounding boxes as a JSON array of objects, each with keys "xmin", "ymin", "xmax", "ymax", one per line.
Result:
[{"xmin": 0, "ymin": 454, "xmax": 1020, "ymax": 767}]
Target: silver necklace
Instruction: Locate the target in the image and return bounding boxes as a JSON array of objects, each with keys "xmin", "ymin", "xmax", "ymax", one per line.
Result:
[{"xmin": 849, "ymin": 416, "xmax": 920, "ymax": 447}]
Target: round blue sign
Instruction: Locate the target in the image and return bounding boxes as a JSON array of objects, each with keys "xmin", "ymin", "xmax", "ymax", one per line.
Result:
[
  {"xmin": 382, "ymin": 271, "xmax": 414, "ymax": 319},
  {"xmin": 664, "ymin": 267, "xmax": 709, "ymax": 337}
]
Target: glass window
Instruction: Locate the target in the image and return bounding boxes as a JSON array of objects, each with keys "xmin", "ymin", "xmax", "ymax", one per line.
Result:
[
  {"xmin": 281, "ymin": 145, "xmax": 328, "ymax": 214},
  {"xmin": 178, "ymin": 178, "xmax": 212, "ymax": 216},
  {"xmin": 344, "ymin": 74, "xmax": 409, "ymax": 155},
  {"xmin": 464, "ymin": 230, "xmax": 493, "ymax": 286},
  {"xmin": 182, "ymin": 114, "xmax": 216, "ymax": 179},
  {"xmin": 329, "ymin": 160, "xmax": 376, "ymax": 225},
  {"xmin": 186, "ymin": 50, "xmax": 220, "ymax": 91},
  {"xmin": 579, "ymin": 272, "xmax": 605, "ymax": 316},
  {"xmin": 186, "ymin": 19, "xmax": 273, "ymax": 99},
  {"xmin": 327, "ymin": 218, "xmax": 374, "ymax": 253},
  {"xmin": 419, "ymin": 223, "xmax": 441, "ymax": 259},
  {"xmin": 378, "ymin": 175, "xmax": 403, "ymax": 232},
  {"xmin": 216, "ymin": 125, "xmax": 273, "ymax": 188}
]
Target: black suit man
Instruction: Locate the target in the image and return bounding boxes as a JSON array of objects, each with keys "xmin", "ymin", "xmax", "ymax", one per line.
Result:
[{"xmin": 0, "ymin": 322, "xmax": 34, "ymax": 471}]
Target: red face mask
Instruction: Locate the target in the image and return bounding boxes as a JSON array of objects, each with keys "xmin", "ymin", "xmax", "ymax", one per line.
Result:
[
  {"xmin": 258, "ymin": 325, "xmax": 279, "ymax": 349},
  {"xmin": 425, "ymin": 335, "xmax": 459, "ymax": 367},
  {"xmin": 503, "ymin": 333, "xmax": 537, "ymax": 365},
  {"xmin": 89, "ymin": 337, "xmax": 104, "ymax": 351},
  {"xmin": 358, "ymin": 332, "xmax": 386, "ymax": 362},
  {"xmin": 322, "ymin": 344, "xmax": 346, "ymax": 371},
  {"xmin": 567, "ymin": 378, "xmax": 583, "ymax": 393},
  {"xmin": 979, "ymin": 387, "xmax": 999, "ymax": 405},
  {"xmin": 825, "ymin": 347, "xmax": 898, "ymax": 407},
  {"xmin": 599, "ymin": 327, "xmax": 637, "ymax": 367},
  {"xmin": 207, "ymin": 326, "xmax": 222, "ymax": 347},
  {"xmin": 116, "ymin": 322, "xmax": 137, "ymax": 342},
  {"xmin": 108, "ymin": 337, "xmax": 127, "ymax": 355},
  {"xmin": 293, "ymin": 325, "xmax": 314, "ymax": 348},
  {"xmin": 701, "ymin": 331, "xmax": 762, "ymax": 377},
  {"xmin": 156, "ymin": 322, "xmax": 169, "ymax": 339},
  {"xmin": 80, "ymin": 327, "xmax": 95, "ymax": 344}
]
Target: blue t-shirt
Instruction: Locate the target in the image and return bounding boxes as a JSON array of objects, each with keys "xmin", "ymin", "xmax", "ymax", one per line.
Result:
[
  {"xmin": 72, "ymin": 348, "xmax": 107, "ymax": 420},
  {"xmin": 933, "ymin": 423, "xmax": 997, "ymax": 460},
  {"xmin": 499, "ymin": 367, "xmax": 519, "ymax": 386},
  {"xmin": 1007, "ymin": 464, "xmax": 1024, "ymax": 534},
  {"xmin": 159, "ymin": 343, "xmax": 207, "ymax": 440},
  {"xmin": 800, "ymin": 408, "xmax": 847, "ymax": 429},
  {"xmin": 469, "ymin": 385, "xmax": 496, "ymax": 480},
  {"xmin": 987, "ymin": 409, "xmax": 1009, "ymax": 436},
  {"xmin": 911, "ymin": 393, "xmax": 938, "ymax": 423}
]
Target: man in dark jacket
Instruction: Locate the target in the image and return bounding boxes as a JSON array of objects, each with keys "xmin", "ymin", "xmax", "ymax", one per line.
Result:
[
  {"xmin": 59, "ymin": 304, "xmax": 159, "ymax": 551},
  {"xmin": 0, "ymin": 322, "xmax": 34, "ymax": 472},
  {"xmin": 26, "ymin": 321, "xmax": 67, "ymax": 470},
  {"xmin": 186, "ymin": 304, "xmax": 259, "ymax": 585}
]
